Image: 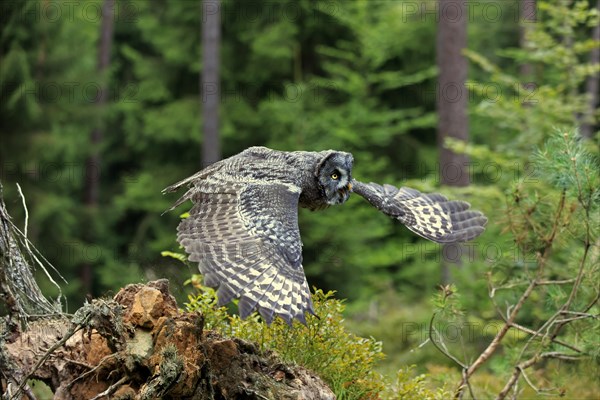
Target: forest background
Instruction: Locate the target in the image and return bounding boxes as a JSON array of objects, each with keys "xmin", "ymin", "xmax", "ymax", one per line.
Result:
[{"xmin": 1, "ymin": 0, "xmax": 598, "ymax": 398}]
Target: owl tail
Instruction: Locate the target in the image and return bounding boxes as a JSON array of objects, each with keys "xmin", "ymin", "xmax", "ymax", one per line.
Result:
[
  {"xmin": 161, "ymin": 187, "xmax": 195, "ymax": 215},
  {"xmin": 161, "ymin": 162, "xmax": 226, "ymax": 215}
]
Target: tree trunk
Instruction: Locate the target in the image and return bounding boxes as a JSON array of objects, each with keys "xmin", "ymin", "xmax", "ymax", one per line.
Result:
[
  {"xmin": 436, "ymin": 0, "xmax": 469, "ymax": 284},
  {"xmin": 519, "ymin": 0, "xmax": 536, "ymax": 78},
  {"xmin": 82, "ymin": 0, "xmax": 115, "ymax": 296},
  {"xmin": 580, "ymin": 0, "xmax": 599, "ymax": 139},
  {"xmin": 436, "ymin": 0, "xmax": 469, "ymax": 188},
  {"xmin": 201, "ymin": 0, "xmax": 222, "ymax": 167},
  {"xmin": 0, "ymin": 183, "xmax": 59, "ymax": 322}
]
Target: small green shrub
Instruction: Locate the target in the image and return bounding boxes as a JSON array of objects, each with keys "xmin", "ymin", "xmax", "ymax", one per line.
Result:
[
  {"xmin": 183, "ymin": 273, "xmax": 384, "ymax": 399},
  {"xmin": 177, "ymin": 271, "xmax": 451, "ymax": 400},
  {"xmin": 381, "ymin": 365, "xmax": 450, "ymax": 400}
]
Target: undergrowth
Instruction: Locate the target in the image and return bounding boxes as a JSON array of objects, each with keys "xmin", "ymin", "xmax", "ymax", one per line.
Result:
[{"xmin": 178, "ymin": 272, "xmax": 450, "ymax": 400}]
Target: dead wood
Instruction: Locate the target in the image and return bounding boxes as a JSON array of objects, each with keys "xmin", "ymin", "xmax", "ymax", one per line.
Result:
[
  {"xmin": 1, "ymin": 280, "xmax": 335, "ymax": 399},
  {"xmin": 0, "ymin": 182, "xmax": 334, "ymax": 399}
]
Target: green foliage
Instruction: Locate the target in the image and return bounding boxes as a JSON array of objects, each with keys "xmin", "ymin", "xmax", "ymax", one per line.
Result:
[
  {"xmin": 2, "ymin": 0, "xmax": 599, "ymax": 398},
  {"xmin": 185, "ymin": 274, "xmax": 385, "ymax": 399},
  {"xmin": 381, "ymin": 365, "xmax": 450, "ymax": 400},
  {"xmin": 183, "ymin": 274, "xmax": 450, "ymax": 400},
  {"xmin": 160, "ymin": 250, "xmax": 188, "ymax": 264},
  {"xmin": 0, "ymin": 0, "xmax": 440, "ymax": 307},
  {"xmin": 424, "ymin": 130, "xmax": 600, "ymax": 398},
  {"xmin": 534, "ymin": 131, "xmax": 599, "ymax": 204},
  {"xmin": 343, "ymin": 1, "xmax": 599, "ymax": 392},
  {"xmin": 466, "ymin": 0, "xmax": 599, "ymax": 148}
]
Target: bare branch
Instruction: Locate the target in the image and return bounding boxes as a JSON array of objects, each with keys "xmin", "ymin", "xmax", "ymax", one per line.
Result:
[
  {"xmin": 504, "ymin": 322, "xmax": 582, "ymax": 353},
  {"xmin": 461, "ymin": 368, "xmax": 476, "ymax": 400},
  {"xmin": 519, "ymin": 367, "xmax": 540, "ymax": 394},
  {"xmin": 455, "ymin": 191, "xmax": 567, "ymax": 398},
  {"xmin": 554, "ymin": 314, "xmax": 598, "ymax": 324},
  {"xmin": 89, "ymin": 377, "xmax": 128, "ymax": 400},
  {"xmin": 11, "ymin": 324, "xmax": 82, "ymax": 400},
  {"xmin": 66, "ymin": 353, "xmax": 119, "ymax": 391},
  {"xmin": 496, "ymin": 352, "xmax": 583, "ymax": 400},
  {"xmin": 428, "ymin": 312, "xmax": 467, "ymax": 369},
  {"xmin": 537, "ymin": 278, "xmax": 577, "ymax": 285},
  {"xmin": 490, "ymin": 278, "xmax": 576, "ymax": 296},
  {"xmin": 0, "ymin": 182, "xmax": 63, "ymax": 322}
]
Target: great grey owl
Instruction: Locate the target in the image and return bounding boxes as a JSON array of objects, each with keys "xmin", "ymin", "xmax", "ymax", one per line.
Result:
[{"xmin": 164, "ymin": 146, "xmax": 487, "ymax": 325}]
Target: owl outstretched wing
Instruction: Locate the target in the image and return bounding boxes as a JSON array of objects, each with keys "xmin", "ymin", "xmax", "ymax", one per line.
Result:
[
  {"xmin": 352, "ymin": 181, "xmax": 487, "ymax": 243},
  {"xmin": 165, "ymin": 166, "xmax": 314, "ymax": 326}
]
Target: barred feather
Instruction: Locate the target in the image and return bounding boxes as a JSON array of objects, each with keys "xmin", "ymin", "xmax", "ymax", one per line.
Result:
[
  {"xmin": 170, "ymin": 155, "xmax": 315, "ymax": 325},
  {"xmin": 164, "ymin": 147, "xmax": 487, "ymax": 326}
]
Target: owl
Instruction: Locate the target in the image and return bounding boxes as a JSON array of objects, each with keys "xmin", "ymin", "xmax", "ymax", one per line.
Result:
[{"xmin": 164, "ymin": 146, "xmax": 487, "ymax": 325}]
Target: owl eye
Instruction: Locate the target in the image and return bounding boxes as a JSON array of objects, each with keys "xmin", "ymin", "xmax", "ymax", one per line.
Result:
[{"xmin": 331, "ymin": 172, "xmax": 339, "ymax": 180}]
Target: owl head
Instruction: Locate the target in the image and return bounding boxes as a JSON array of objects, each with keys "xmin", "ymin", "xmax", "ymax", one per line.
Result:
[{"xmin": 315, "ymin": 151, "xmax": 354, "ymax": 205}]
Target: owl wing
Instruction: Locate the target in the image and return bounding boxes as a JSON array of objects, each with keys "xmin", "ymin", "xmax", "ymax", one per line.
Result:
[
  {"xmin": 352, "ymin": 180, "xmax": 487, "ymax": 243},
  {"xmin": 171, "ymin": 174, "xmax": 314, "ymax": 326}
]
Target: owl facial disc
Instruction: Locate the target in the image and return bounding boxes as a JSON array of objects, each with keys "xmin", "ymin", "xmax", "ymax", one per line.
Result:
[{"xmin": 316, "ymin": 151, "xmax": 354, "ymax": 205}]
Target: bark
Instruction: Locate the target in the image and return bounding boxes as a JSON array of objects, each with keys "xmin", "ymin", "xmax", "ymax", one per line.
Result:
[
  {"xmin": 1, "ymin": 280, "xmax": 334, "ymax": 399},
  {"xmin": 0, "ymin": 182, "xmax": 59, "ymax": 322},
  {"xmin": 519, "ymin": 0, "xmax": 536, "ymax": 78},
  {"xmin": 436, "ymin": 0, "xmax": 470, "ymax": 284},
  {"xmin": 436, "ymin": 0, "xmax": 469, "ymax": 188},
  {"xmin": 201, "ymin": 0, "xmax": 222, "ymax": 167},
  {"xmin": 82, "ymin": 0, "xmax": 115, "ymax": 296},
  {"xmin": 580, "ymin": 0, "xmax": 599, "ymax": 139},
  {"xmin": 0, "ymin": 186, "xmax": 334, "ymax": 399}
]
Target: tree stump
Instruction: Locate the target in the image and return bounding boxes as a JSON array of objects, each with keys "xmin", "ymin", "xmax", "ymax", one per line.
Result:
[{"xmin": 1, "ymin": 280, "xmax": 335, "ymax": 399}]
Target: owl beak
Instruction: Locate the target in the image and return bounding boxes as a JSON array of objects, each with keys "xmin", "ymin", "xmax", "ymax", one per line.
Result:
[{"xmin": 335, "ymin": 182, "xmax": 353, "ymax": 204}]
